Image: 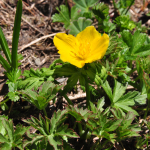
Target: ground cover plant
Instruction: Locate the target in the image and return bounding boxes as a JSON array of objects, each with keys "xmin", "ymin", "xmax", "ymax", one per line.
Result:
[{"xmin": 0, "ymin": 0, "xmax": 150, "ymax": 149}]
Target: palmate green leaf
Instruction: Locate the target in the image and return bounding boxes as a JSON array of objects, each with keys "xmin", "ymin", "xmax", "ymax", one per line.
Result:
[
  {"xmin": 24, "ymin": 110, "xmax": 77, "ymax": 150},
  {"xmin": 68, "ymin": 17, "xmax": 92, "ymax": 36},
  {"xmin": 52, "ymin": 5, "xmax": 81, "ymax": 29},
  {"xmin": 0, "ymin": 118, "xmax": 27, "ymax": 150},
  {"xmin": 112, "ymin": 110, "xmax": 141, "ymax": 141},
  {"xmin": 102, "ymin": 80, "xmax": 146, "ymax": 116},
  {"xmin": 121, "ymin": 30, "xmax": 150, "ymax": 59},
  {"xmin": 88, "ymin": 111, "xmax": 121, "ymax": 144},
  {"xmin": 73, "ymin": 0, "xmax": 99, "ymax": 12},
  {"xmin": 52, "ymin": 5, "xmax": 70, "ymax": 28},
  {"xmin": 18, "ymin": 68, "xmax": 54, "ymax": 90},
  {"xmin": 22, "ymin": 81, "xmax": 62, "ymax": 110}
]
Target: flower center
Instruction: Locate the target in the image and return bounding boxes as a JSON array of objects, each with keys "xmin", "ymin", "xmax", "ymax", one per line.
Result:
[{"xmin": 71, "ymin": 40, "xmax": 91, "ymax": 60}]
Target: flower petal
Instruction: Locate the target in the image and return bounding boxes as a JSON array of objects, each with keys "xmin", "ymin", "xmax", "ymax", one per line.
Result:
[
  {"xmin": 53, "ymin": 33, "xmax": 85, "ymax": 68},
  {"xmin": 53, "ymin": 33, "xmax": 77, "ymax": 60},
  {"xmin": 76, "ymin": 26, "xmax": 101, "ymax": 43},
  {"xmin": 85, "ymin": 33, "xmax": 109, "ymax": 63}
]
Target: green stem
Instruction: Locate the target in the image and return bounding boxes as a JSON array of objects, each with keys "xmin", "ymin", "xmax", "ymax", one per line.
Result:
[
  {"xmin": 0, "ymin": 98, "xmax": 9, "ymax": 105},
  {"xmin": 43, "ymin": 108, "xmax": 49, "ymax": 132},
  {"xmin": 128, "ymin": 68, "xmax": 136, "ymax": 76},
  {"xmin": 78, "ymin": 122, "xmax": 83, "ymax": 135},
  {"xmin": 85, "ymin": 76, "xmax": 90, "ymax": 110},
  {"xmin": 144, "ymin": 99, "xmax": 150, "ymax": 119},
  {"xmin": 60, "ymin": 89, "xmax": 73, "ymax": 106},
  {"xmin": 129, "ymin": 60, "xmax": 133, "ymax": 69},
  {"xmin": 60, "ymin": 89, "xmax": 73, "ymax": 105},
  {"xmin": 112, "ymin": 0, "xmax": 117, "ymax": 10},
  {"xmin": 125, "ymin": 0, "xmax": 135, "ymax": 15},
  {"xmin": 63, "ymin": 93, "xmax": 73, "ymax": 105}
]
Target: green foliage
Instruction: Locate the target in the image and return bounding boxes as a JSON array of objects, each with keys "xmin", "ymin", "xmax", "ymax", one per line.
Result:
[
  {"xmin": 7, "ymin": 81, "xmax": 20, "ymax": 102},
  {"xmin": 23, "ymin": 111, "xmax": 79, "ymax": 150},
  {"xmin": 68, "ymin": 17, "xmax": 92, "ymax": 36},
  {"xmin": 73, "ymin": 0, "xmax": 99, "ymax": 13},
  {"xmin": 114, "ymin": 15, "xmax": 136, "ymax": 31},
  {"xmin": 0, "ymin": 116, "xmax": 29, "ymax": 150},
  {"xmin": 21, "ymin": 81, "xmax": 62, "ymax": 110},
  {"xmin": 88, "ymin": 111, "xmax": 121, "ymax": 144},
  {"xmin": 115, "ymin": 0, "xmax": 135, "ymax": 15},
  {"xmin": 102, "ymin": 80, "xmax": 147, "ymax": 116},
  {"xmin": 52, "ymin": 5, "xmax": 81, "ymax": 29},
  {"xmin": 0, "ymin": 0, "xmax": 22, "ymax": 82},
  {"xmin": 18, "ymin": 68, "xmax": 54, "ymax": 90},
  {"xmin": 136, "ymin": 120, "xmax": 150, "ymax": 149},
  {"xmin": 121, "ymin": 30, "xmax": 150, "ymax": 60},
  {"xmin": 111, "ymin": 109, "xmax": 141, "ymax": 140},
  {"xmin": 92, "ymin": 3, "xmax": 116, "ymax": 33}
]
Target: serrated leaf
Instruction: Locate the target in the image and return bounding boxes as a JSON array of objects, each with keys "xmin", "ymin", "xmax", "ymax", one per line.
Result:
[
  {"xmin": 56, "ymin": 124, "xmax": 79, "ymax": 138},
  {"xmin": 112, "ymin": 80, "xmax": 127, "ymax": 103},
  {"xmin": 92, "ymin": 2, "xmax": 109, "ymax": 22},
  {"xmin": 121, "ymin": 30, "xmax": 150, "ymax": 59},
  {"xmin": 67, "ymin": 106, "xmax": 92, "ymax": 121},
  {"xmin": 115, "ymin": 15, "xmax": 136, "ymax": 31},
  {"xmin": 102, "ymin": 80, "xmax": 144, "ymax": 115},
  {"xmin": 101, "ymin": 80, "xmax": 113, "ymax": 103},
  {"xmin": 52, "ymin": 5, "xmax": 70, "ymax": 28},
  {"xmin": 97, "ymin": 97, "xmax": 105, "ymax": 111},
  {"xmin": 73, "ymin": 0, "xmax": 99, "ymax": 12},
  {"xmin": 18, "ymin": 68, "xmax": 54, "ymax": 90},
  {"xmin": 52, "ymin": 5, "xmax": 81, "ymax": 29},
  {"xmin": 48, "ymin": 135, "xmax": 62, "ymax": 150},
  {"xmin": 0, "ymin": 134, "xmax": 9, "ymax": 143}
]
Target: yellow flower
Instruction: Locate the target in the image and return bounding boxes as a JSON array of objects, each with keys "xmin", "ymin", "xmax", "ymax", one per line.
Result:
[{"xmin": 53, "ymin": 26, "xmax": 109, "ymax": 68}]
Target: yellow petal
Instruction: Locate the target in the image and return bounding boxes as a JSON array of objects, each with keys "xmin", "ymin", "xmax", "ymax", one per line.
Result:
[
  {"xmin": 53, "ymin": 33, "xmax": 77, "ymax": 61},
  {"xmin": 76, "ymin": 26, "xmax": 101, "ymax": 43},
  {"xmin": 53, "ymin": 33, "xmax": 77, "ymax": 54},
  {"xmin": 53, "ymin": 33, "xmax": 85, "ymax": 68},
  {"xmin": 85, "ymin": 33, "xmax": 109, "ymax": 63},
  {"xmin": 60, "ymin": 54, "xmax": 85, "ymax": 68}
]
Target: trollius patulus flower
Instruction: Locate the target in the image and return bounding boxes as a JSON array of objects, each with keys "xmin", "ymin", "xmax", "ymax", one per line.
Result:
[{"xmin": 53, "ymin": 26, "xmax": 109, "ymax": 68}]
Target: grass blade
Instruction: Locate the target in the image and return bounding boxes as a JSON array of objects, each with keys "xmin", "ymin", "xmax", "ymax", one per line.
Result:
[
  {"xmin": 0, "ymin": 27, "xmax": 11, "ymax": 64},
  {"xmin": 11, "ymin": 0, "xmax": 22, "ymax": 70},
  {"xmin": 0, "ymin": 55, "xmax": 11, "ymax": 71}
]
